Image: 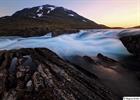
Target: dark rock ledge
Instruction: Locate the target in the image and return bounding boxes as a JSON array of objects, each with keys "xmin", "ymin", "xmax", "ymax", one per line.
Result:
[
  {"xmin": 0, "ymin": 48, "xmax": 118, "ymax": 100},
  {"xmin": 120, "ymin": 34, "xmax": 140, "ymax": 57}
]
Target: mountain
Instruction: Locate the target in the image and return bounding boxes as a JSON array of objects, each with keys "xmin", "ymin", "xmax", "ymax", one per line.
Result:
[{"xmin": 0, "ymin": 4, "xmax": 109, "ymax": 37}]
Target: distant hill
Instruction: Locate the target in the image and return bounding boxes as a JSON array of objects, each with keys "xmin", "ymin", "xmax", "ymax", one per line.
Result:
[
  {"xmin": 111, "ymin": 27, "xmax": 124, "ymax": 29},
  {"xmin": 0, "ymin": 4, "xmax": 109, "ymax": 37},
  {"xmin": 132, "ymin": 25, "xmax": 140, "ymax": 28}
]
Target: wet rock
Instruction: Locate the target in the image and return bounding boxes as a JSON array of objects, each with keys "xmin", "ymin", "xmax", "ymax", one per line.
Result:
[
  {"xmin": 26, "ymin": 80, "xmax": 33, "ymax": 92},
  {"xmin": 0, "ymin": 69, "xmax": 7, "ymax": 94},
  {"xmin": 33, "ymin": 72, "xmax": 45, "ymax": 91},
  {"xmin": 3, "ymin": 90, "xmax": 17, "ymax": 100},
  {"xmin": 97, "ymin": 53, "xmax": 118, "ymax": 65},
  {"xmin": 84, "ymin": 53, "xmax": 119, "ymax": 67},
  {"xmin": 0, "ymin": 48, "xmax": 118, "ymax": 100},
  {"xmin": 75, "ymin": 54, "xmax": 140, "ymax": 97},
  {"xmin": 120, "ymin": 34, "xmax": 140, "ymax": 57}
]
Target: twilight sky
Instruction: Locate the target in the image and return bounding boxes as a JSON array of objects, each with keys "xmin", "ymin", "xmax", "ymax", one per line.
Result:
[{"xmin": 0, "ymin": 0, "xmax": 139, "ymax": 27}]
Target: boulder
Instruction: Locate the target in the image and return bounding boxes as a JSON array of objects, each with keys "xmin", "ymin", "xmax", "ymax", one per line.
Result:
[{"xmin": 120, "ymin": 35, "xmax": 140, "ymax": 57}]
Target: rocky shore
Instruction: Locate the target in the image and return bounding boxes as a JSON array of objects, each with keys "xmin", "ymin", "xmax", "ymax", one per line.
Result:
[
  {"xmin": 120, "ymin": 34, "xmax": 140, "ymax": 57},
  {"xmin": 120, "ymin": 33, "xmax": 140, "ymax": 87},
  {"xmin": 69, "ymin": 53, "xmax": 140, "ymax": 97},
  {"xmin": 0, "ymin": 48, "xmax": 118, "ymax": 100}
]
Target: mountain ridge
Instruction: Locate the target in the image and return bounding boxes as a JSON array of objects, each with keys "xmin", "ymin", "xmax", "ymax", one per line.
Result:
[{"xmin": 0, "ymin": 4, "xmax": 109, "ymax": 37}]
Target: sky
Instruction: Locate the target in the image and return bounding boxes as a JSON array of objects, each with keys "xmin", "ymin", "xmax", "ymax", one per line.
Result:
[{"xmin": 0, "ymin": 0, "xmax": 139, "ymax": 28}]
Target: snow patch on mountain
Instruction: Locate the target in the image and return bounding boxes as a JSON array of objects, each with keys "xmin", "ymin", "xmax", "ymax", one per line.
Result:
[
  {"xmin": 48, "ymin": 7, "xmax": 55, "ymax": 11},
  {"xmin": 83, "ymin": 20, "xmax": 87, "ymax": 22},
  {"xmin": 69, "ymin": 14, "xmax": 74, "ymax": 17},
  {"xmin": 47, "ymin": 6, "xmax": 56, "ymax": 14},
  {"xmin": 37, "ymin": 13, "xmax": 43, "ymax": 17},
  {"xmin": 37, "ymin": 6, "xmax": 43, "ymax": 13},
  {"xmin": 36, "ymin": 6, "xmax": 44, "ymax": 17}
]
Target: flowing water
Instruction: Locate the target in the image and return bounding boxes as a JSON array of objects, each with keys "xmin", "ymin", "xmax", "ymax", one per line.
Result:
[
  {"xmin": 0, "ymin": 29, "xmax": 136, "ymax": 60},
  {"xmin": 1, "ymin": 29, "xmax": 140, "ymax": 96}
]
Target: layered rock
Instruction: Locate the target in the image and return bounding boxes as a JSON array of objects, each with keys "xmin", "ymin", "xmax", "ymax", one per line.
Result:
[
  {"xmin": 0, "ymin": 48, "xmax": 118, "ymax": 100},
  {"xmin": 69, "ymin": 53, "xmax": 140, "ymax": 97}
]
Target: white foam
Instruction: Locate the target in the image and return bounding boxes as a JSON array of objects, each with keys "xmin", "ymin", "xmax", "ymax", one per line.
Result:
[
  {"xmin": 118, "ymin": 29, "xmax": 140, "ymax": 37},
  {"xmin": 0, "ymin": 29, "xmax": 134, "ymax": 60}
]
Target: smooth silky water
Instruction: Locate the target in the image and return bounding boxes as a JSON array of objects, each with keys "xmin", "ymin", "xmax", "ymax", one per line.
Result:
[
  {"xmin": 0, "ymin": 29, "xmax": 132, "ymax": 60},
  {"xmin": 1, "ymin": 29, "xmax": 140, "ymax": 96}
]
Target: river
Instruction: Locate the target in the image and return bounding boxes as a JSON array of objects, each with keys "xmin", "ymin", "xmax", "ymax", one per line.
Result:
[
  {"xmin": 0, "ymin": 29, "xmax": 134, "ymax": 60},
  {"xmin": 1, "ymin": 29, "xmax": 140, "ymax": 96}
]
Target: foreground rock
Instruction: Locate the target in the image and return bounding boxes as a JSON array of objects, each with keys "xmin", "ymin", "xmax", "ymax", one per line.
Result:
[
  {"xmin": 69, "ymin": 53, "xmax": 140, "ymax": 97},
  {"xmin": 0, "ymin": 48, "xmax": 118, "ymax": 100}
]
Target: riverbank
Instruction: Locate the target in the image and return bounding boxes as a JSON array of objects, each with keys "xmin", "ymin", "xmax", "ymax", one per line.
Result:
[{"xmin": 0, "ymin": 48, "xmax": 119, "ymax": 100}]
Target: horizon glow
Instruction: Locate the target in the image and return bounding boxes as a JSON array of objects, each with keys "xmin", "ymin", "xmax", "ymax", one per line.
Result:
[{"xmin": 0, "ymin": 0, "xmax": 139, "ymax": 28}]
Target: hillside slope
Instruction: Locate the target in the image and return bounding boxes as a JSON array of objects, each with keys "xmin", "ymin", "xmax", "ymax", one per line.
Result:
[{"xmin": 0, "ymin": 4, "xmax": 109, "ymax": 37}]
